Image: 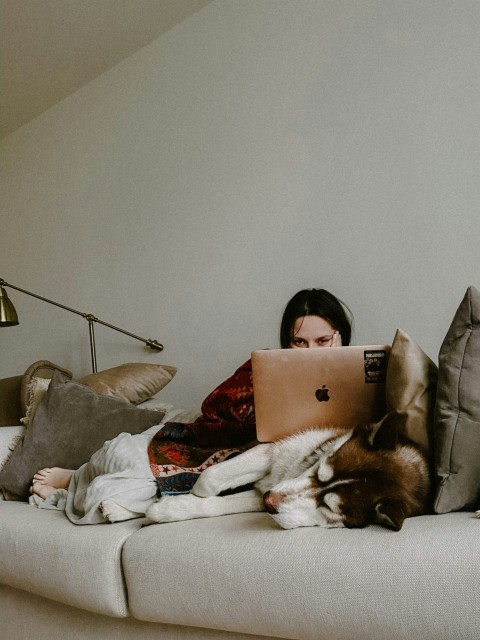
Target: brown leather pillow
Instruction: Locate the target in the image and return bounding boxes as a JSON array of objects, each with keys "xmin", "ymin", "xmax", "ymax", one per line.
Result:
[
  {"xmin": 386, "ymin": 328, "xmax": 438, "ymax": 456},
  {"xmin": 0, "ymin": 376, "xmax": 23, "ymax": 426},
  {"xmin": 79, "ymin": 363, "xmax": 176, "ymax": 404}
]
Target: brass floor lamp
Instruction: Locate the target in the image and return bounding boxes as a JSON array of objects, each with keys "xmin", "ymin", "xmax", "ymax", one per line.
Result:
[{"xmin": 0, "ymin": 278, "xmax": 163, "ymax": 373}]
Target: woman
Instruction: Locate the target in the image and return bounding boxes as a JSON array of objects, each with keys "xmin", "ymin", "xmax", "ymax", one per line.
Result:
[
  {"xmin": 30, "ymin": 288, "xmax": 353, "ymax": 523},
  {"xmin": 154, "ymin": 288, "xmax": 351, "ymax": 448}
]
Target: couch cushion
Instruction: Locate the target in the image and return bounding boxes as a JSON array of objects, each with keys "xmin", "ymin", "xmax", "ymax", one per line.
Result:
[
  {"xmin": 123, "ymin": 511, "xmax": 479, "ymax": 640},
  {"xmin": 434, "ymin": 285, "xmax": 480, "ymax": 513},
  {"xmin": 0, "ymin": 501, "xmax": 143, "ymax": 617},
  {"xmin": 0, "ymin": 583, "xmax": 275, "ymax": 640}
]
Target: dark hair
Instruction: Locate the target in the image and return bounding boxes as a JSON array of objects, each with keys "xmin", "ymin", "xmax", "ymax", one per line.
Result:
[{"xmin": 279, "ymin": 289, "xmax": 353, "ymax": 348}]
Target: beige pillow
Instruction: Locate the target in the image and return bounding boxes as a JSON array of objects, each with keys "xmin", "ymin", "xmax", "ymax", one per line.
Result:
[
  {"xmin": 79, "ymin": 363, "xmax": 177, "ymax": 404},
  {"xmin": 386, "ymin": 328, "xmax": 438, "ymax": 455},
  {"xmin": 21, "ymin": 376, "xmax": 51, "ymax": 426},
  {"xmin": 20, "ymin": 360, "xmax": 73, "ymax": 416}
]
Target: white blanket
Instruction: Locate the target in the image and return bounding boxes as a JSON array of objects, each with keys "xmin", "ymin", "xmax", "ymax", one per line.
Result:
[
  {"xmin": 30, "ymin": 405, "xmax": 201, "ymax": 525},
  {"xmin": 30, "ymin": 424, "xmax": 159, "ymax": 524}
]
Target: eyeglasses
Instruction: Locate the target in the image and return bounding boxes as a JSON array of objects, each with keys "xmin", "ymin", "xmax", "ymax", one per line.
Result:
[{"xmin": 290, "ymin": 331, "xmax": 342, "ymax": 348}]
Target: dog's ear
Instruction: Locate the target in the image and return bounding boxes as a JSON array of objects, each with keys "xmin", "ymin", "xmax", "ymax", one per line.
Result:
[
  {"xmin": 373, "ymin": 500, "xmax": 406, "ymax": 531},
  {"xmin": 367, "ymin": 412, "xmax": 403, "ymax": 450}
]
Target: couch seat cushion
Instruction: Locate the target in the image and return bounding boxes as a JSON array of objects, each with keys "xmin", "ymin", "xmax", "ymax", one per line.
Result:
[
  {"xmin": 124, "ymin": 511, "xmax": 479, "ymax": 640},
  {"xmin": 0, "ymin": 501, "xmax": 144, "ymax": 617}
]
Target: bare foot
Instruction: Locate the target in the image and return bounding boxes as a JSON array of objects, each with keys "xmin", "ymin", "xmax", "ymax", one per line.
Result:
[
  {"xmin": 31, "ymin": 482, "xmax": 61, "ymax": 500},
  {"xmin": 32, "ymin": 467, "xmax": 74, "ymax": 489}
]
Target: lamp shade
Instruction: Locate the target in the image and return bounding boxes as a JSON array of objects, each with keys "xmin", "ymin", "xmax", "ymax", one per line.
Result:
[{"xmin": 0, "ymin": 286, "xmax": 19, "ymax": 326}]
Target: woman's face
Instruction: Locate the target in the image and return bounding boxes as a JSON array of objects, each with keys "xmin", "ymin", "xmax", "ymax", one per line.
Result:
[{"xmin": 290, "ymin": 315, "xmax": 337, "ymax": 348}]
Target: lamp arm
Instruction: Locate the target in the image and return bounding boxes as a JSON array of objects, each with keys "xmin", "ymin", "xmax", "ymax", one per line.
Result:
[
  {"xmin": 1, "ymin": 279, "xmax": 88, "ymax": 320},
  {"xmin": 91, "ymin": 316, "xmax": 163, "ymax": 351},
  {"xmin": 0, "ymin": 279, "xmax": 164, "ymax": 373}
]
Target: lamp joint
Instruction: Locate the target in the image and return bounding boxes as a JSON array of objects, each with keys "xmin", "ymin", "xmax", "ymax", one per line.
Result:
[{"xmin": 146, "ymin": 339, "xmax": 163, "ymax": 351}]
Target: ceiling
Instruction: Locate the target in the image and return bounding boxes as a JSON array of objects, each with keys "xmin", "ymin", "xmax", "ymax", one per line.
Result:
[{"xmin": 0, "ymin": 0, "xmax": 213, "ymax": 139}]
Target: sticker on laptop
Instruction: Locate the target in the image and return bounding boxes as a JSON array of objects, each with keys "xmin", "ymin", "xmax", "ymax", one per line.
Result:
[{"xmin": 363, "ymin": 350, "xmax": 388, "ymax": 384}]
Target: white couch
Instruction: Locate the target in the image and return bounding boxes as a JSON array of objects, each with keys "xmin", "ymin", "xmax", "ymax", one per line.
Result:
[
  {"xmin": 0, "ymin": 497, "xmax": 478, "ymax": 640},
  {"xmin": 2, "ymin": 300, "xmax": 480, "ymax": 640}
]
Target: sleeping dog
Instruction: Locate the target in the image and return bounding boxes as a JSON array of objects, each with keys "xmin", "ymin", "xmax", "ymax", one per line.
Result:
[{"xmin": 144, "ymin": 413, "xmax": 430, "ymax": 531}]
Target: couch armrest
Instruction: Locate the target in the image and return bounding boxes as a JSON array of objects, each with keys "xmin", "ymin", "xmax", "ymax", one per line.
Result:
[{"xmin": 0, "ymin": 376, "xmax": 23, "ymax": 426}]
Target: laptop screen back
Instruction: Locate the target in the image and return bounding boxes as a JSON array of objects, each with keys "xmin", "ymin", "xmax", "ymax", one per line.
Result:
[{"xmin": 252, "ymin": 345, "xmax": 390, "ymax": 442}]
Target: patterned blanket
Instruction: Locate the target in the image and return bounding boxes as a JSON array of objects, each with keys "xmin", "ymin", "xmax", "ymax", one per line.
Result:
[{"xmin": 148, "ymin": 439, "xmax": 245, "ymax": 496}]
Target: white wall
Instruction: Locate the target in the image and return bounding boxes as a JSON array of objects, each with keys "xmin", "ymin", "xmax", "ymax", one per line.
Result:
[{"xmin": 1, "ymin": 0, "xmax": 480, "ymax": 409}]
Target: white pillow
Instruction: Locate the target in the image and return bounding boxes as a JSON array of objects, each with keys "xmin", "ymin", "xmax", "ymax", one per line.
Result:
[
  {"xmin": 139, "ymin": 396, "xmax": 201, "ymax": 423},
  {"xmin": 0, "ymin": 426, "xmax": 25, "ymax": 471}
]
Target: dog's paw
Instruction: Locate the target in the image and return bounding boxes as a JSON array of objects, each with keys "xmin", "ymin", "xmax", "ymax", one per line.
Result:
[
  {"xmin": 191, "ymin": 472, "xmax": 219, "ymax": 497},
  {"xmin": 99, "ymin": 500, "xmax": 139, "ymax": 523},
  {"xmin": 146, "ymin": 494, "xmax": 198, "ymax": 523}
]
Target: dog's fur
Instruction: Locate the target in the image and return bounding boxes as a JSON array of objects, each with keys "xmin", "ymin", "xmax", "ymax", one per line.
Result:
[{"xmin": 145, "ymin": 413, "xmax": 430, "ymax": 531}]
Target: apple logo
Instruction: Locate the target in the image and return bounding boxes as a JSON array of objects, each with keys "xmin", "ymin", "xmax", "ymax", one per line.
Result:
[{"xmin": 315, "ymin": 385, "xmax": 330, "ymax": 402}]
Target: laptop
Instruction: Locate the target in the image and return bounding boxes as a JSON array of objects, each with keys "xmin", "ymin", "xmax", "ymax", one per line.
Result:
[{"xmin": 252, "ymin": 345, "xmax": 390, "ymax": 442}]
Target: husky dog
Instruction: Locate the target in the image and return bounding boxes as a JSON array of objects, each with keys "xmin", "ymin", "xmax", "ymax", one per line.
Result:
[{"xmin": 145, "ymin": 413, "xmax": 430, "ymax": 531}]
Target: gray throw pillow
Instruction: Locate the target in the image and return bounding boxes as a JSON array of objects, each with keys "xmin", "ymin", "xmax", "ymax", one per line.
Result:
[
  {"xmin": 0, "ymin": 370, "xmax": 165, "ymax": 501},
  {"xmin": 434, "ymin": 285, "xmax": 480, "ymax": 513}
]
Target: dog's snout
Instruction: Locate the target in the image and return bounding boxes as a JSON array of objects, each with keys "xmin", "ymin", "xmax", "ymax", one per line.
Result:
[{"xmin": 263, "ymin": 491, "xmax": 279, "ymax": 514}]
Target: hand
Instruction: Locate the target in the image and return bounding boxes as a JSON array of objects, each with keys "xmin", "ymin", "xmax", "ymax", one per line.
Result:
[
  {"xmin": 158, "ymin": 423, "xmax": 195, "ymax": 445},
  {"xmin": 331, "ymin": 331, "xmax": 342, "ymax": 347}
]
